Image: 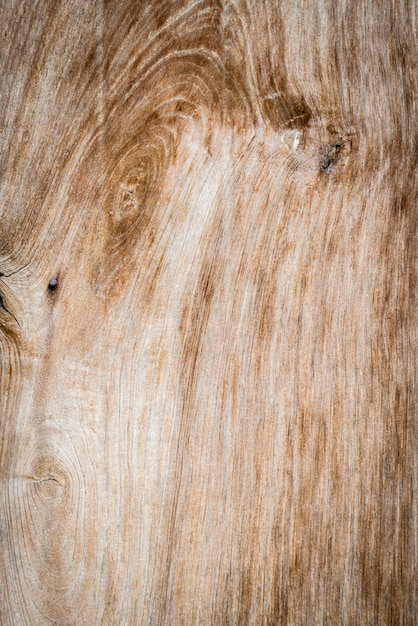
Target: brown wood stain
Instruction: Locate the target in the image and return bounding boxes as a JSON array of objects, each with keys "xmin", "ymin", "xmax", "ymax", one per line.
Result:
[{"xmin": 0, "ymin": 1, "xmax": 416, "ymax": 624}]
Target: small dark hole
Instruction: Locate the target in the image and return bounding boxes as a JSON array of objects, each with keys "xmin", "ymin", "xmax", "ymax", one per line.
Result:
[
  {"xmin": 48, "ymin": 278, "xmax": 58, "ymax": 291},
  {"xmin": 321, "ymin": 155, "xmax": 333, "ymax": 172}
]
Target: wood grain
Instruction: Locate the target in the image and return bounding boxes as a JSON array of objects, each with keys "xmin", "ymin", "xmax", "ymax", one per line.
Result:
[{"xmin": 0, "ymin": 1, "xmax": 416, "ymax": 624}]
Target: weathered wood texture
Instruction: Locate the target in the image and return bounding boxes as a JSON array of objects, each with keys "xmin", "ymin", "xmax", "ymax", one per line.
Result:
[{"xmin": 0, "ymin": 1, "xmax": 417, "ymax": 624}]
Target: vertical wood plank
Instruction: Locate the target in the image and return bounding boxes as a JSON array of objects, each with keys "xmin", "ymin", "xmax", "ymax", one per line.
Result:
[{"xmin": 0, "ymin": 1, "xmax": 416, "ymax": 624}]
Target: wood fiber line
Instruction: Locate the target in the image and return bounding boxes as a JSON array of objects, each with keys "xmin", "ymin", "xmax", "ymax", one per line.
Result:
[{"xmin": 0, "ymin": 0, "xmax": 417, "ymax": 625}]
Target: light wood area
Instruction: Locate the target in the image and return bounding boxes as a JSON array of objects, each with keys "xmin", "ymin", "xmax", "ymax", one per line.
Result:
[{"xmin": 0, "ymin": 1, "xmax": 417, "ymax": 624}]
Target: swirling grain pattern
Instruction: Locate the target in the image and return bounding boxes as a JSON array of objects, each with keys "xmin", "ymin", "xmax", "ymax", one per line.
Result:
[{"xmin": 0, "ymin": 0, "xmax": 416, "ymax": 624}]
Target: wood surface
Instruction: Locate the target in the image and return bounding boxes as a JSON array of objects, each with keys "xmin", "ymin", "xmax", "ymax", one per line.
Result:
[{"xmin": 0, "ymin": 1, "xmax": 417, "ymax": 624}]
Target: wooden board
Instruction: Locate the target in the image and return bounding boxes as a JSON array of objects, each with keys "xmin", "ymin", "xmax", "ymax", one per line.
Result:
[{"xmin": 0, "ymin": 1, "xmax": 417, "ymax": 624}]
